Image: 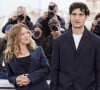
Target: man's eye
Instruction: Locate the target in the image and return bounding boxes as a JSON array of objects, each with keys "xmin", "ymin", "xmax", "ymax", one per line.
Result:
[
  {"xmin": 79, "ymin": 14, "xmax": 84, "ymax": 16},
  {"xmin": 71, "ymin": 13, "xmax": 76, "ymax": 16}
]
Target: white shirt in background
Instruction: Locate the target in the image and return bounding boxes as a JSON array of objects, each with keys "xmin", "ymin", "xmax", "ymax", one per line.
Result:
[{"xmin": 73, "ymin": 34, "xmax": 82, "ymax": 49}]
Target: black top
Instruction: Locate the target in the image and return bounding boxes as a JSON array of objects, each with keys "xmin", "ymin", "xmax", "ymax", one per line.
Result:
[{"xmin": 16, "ymin": 55, "xmax": 31, "ymax": 73}]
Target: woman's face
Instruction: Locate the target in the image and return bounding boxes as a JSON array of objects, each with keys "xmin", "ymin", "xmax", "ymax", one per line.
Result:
[{"xmin": 19, "ymin": 27, "xmax": 31, "ymax": 45}]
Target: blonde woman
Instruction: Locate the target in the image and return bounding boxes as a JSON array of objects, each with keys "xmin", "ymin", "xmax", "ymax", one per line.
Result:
[{"xmin": 4, "ymin": 23, "xmax": 50, "ymax": 90}]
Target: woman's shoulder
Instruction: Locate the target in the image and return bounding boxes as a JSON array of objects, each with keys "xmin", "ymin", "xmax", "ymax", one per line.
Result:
[
  {"xmin": 30, "ymin": 46, "xmax": 43, "ymax": 52},
  {"xmin": 30, "ymin": 46, "xmax": 45, "ymax": 57}
]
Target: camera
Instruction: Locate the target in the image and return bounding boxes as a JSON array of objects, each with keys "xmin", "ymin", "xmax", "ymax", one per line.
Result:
[
  {"xmin": 97, "ymin": 21, "xmax": 100, "ymax": 25},
  {"xmin": 50, "ymin": 24, "xmax": 59, "ymax": 31},
  {"xmin": 17, "ymin": 14, "xmax": 25, "ymax": 22},
  {"xmin": 48, "ymin": 10, "xmax": 55, "ymax": 19},
  {"xmin": 31, "ymin": 30, "xmax": 41, "ymax": 37}
]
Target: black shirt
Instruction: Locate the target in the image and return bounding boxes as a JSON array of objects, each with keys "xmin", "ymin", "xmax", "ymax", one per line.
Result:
[{"xmin": 16, "ymin": 55, "xmax": 31, "ymax": 73}]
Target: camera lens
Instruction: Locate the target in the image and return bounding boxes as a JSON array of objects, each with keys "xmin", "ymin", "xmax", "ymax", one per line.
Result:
[
  {"xmin": 51, "ymin": 24, "xmax": 58, "ymax": 31},
  {"xmin": 31, "ymin": 30, "xmax": 40, "ymax": 37},
  {"xmin": 48, "ymin": 11, "xmax": 55, "ymax": 19},
  {"xmin": 17, "ymin": 14, "xmax": 25, "ymax": 21}
]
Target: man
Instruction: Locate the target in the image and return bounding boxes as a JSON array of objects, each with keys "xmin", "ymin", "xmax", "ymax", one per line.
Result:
[
  {"xmin": 2, "ymin": 6, "xmax": 33, "ymax": 33},
  {"xmin": 51, "ymin": 2, "xmax": 100, "ymax": 90}
]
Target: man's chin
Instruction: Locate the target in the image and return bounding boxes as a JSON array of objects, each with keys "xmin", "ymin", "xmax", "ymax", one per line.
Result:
[{"xmin": 73, "ymin": 25, "xmax": 83, "ymax": 29}]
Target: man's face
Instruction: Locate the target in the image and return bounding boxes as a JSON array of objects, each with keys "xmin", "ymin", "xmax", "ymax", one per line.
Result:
[
  {"xmin": 17, "ymin": 8, "xmax": 26, "ymax": 15},
  {"xmin": 70, "ymin": 8, "xmax": 88, "ymax": 29}
]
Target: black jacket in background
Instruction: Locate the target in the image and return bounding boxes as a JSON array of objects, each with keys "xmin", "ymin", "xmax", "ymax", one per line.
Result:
[
  {"xmin": 37, "ymin": 15, "xmax": 65, "ymax": 37},
  {"xmin": 92, "ymin": 25, "xmax": 100, "ymax": 36},
  {"xmin": 2, "ymin": 15, "xmax": 33, "ymax": 33}
]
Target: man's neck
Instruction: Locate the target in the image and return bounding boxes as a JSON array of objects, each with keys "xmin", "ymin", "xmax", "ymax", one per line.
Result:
[{"xmin": 72, "ymin": 27, "xmax": 84, "ymax": 35}]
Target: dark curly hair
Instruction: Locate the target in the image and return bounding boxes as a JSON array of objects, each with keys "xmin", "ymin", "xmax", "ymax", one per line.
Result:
[{"xmin": 69, "ymin": 2, "xmax": 90, "ymax": 15}]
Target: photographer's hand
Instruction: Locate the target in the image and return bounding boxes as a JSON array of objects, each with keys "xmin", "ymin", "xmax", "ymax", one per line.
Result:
[
  {"xmin": 93, "ymin": 20, "xmax": 98, "ymax": 26},
  {"xmin": 51, "ymin": 31, "xmax": 61, "ymax": 40},
  {"xmin": 91, "ymin": 20, "xmax": 98, "ymax": 32},
  {"xmin": 42, "ymin": 11, "xmax": 48, "ymax": 19}
]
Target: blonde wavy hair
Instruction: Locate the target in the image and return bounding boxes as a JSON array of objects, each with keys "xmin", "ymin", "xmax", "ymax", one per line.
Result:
[{"xmin": 5, "ymin": 23, "xmax": 37, "ymax": 62}]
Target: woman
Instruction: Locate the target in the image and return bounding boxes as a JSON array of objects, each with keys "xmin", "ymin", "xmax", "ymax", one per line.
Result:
[
  {"xmin": 32, "ymin": 23, "xmax": 45, "ymax": 47},
  {"xmin": 4, "ymin": 23, "xmax": 50, "ymax": 90}
]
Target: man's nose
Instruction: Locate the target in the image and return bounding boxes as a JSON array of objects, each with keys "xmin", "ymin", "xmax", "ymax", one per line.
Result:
[{"xmin": 75, "ymin": 15, "xmax": 80, "ymax": 20}]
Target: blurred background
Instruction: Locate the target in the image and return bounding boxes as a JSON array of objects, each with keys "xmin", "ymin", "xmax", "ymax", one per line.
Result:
[{"xmin": 0, "ymin": 0, "xmax": 100, "ymax": 37}]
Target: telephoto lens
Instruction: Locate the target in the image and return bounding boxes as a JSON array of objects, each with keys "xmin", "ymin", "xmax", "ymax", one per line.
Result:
[
  {"xmin": 31, "ymin": 30, "xmax": 40, "ymax": 37},
  {"xmin": 51, "ymin": 24, "xmax": 58, "ymax": 31},
  {"xmin": 17, "ymin": 14, "xmax": 25, "ymax": 22}
]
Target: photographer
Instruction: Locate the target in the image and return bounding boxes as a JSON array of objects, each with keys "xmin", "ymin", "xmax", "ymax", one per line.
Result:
[
  {"xmin": 2, "ymin": 6, "xmax": 33, "ymax": 33},
  {"xmin": 31, "ymin": 23, "xmax": 46, "ymax": 47},
  {"xmin": 37, "ymin": 2, "xmax": 65, "ymax": 37},
  {"xmin": 17, "ymin": 6, "xmax": 33, "ymax": 30},
  {"xmin": 91, "ymin": 13, "xmax": 100, "ymax": 36},
  {"xmin": 17, "ymin": 14, "xmax": 26, "ymax": 24},
  {"xmin": 44, "ymin": 18, "xmax": 65, "ymax": 65}
]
